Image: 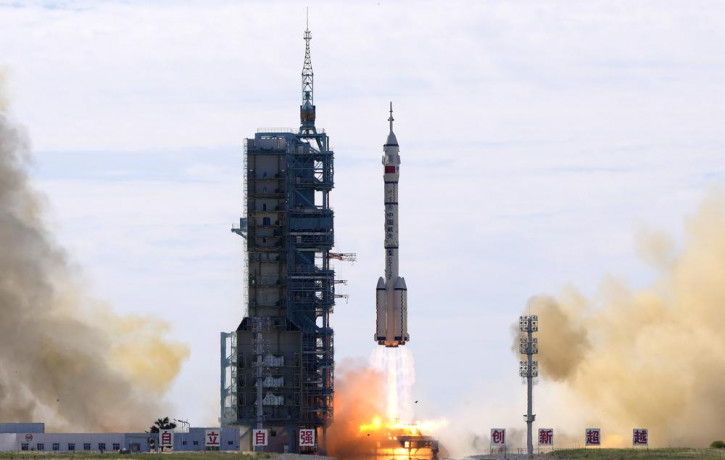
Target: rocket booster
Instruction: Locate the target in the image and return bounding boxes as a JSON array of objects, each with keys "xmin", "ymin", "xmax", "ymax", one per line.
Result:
[{"xmin": 375, "ymin": 103, "xmax": 409, "ymax": 348}]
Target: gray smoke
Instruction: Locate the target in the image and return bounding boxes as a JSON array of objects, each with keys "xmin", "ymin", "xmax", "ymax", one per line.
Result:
[{"xmin": 0, "ymin": 78, "xmax": 188, "ymax": 432}]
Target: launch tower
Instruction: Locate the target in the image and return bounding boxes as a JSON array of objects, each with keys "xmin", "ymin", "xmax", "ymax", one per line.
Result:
[{"xmin": 221, "ymin": 20, "xmax": 336, "ymax": 452}]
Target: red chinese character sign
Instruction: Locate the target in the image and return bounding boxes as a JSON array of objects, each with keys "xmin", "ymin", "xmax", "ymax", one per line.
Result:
[
  {"xmin": 205, "ymin": 430, "xmax": 221, "ymax": 448},
  {"xmin": 538, "ymin": 428, "xmax": 554, "ymax": 446},
  {"xmin": 160, "ymin": 429, "xmax": 174, "ymax": 449},
  {"xmin": 299, "ymin": 429, "xmax": 315, "ymax": 448},
  {"xmin": 585, "ymin": 428, "xmax": 601, "ymax": 446},
  {"xmin": 633, "ymin": 429, "xmax": 648, "ymax": 446},
  {"xmin": 490, "ymin": 428, "xmax": 506, "ymax": 452},
  {"xmin": 253, "ymin": 429, "xmax": 268, "ymax": 447}
]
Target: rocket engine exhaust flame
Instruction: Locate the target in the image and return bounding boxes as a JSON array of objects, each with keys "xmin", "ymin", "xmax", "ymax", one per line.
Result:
[
  {"xmin": 0, "ymin": 77, "xmax": 188, "ymax": 432},
  {"xmin": 514, "ymin": 189, "xmax": 725, "ymax": 447},
  {"xmin": 371, "ymin": 347, "xmax": 415, "ymax": 422}
]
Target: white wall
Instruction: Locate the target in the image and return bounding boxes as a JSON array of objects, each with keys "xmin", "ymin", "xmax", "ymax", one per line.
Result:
[{"xmin": 0, "ymin": 434, "xmax": 19, "ymax": 452}]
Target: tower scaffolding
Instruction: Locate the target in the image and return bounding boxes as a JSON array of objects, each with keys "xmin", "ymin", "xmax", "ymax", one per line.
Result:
[{"xmin": 222, "ymin": 17, "xmax": 346, "ymax": 453}]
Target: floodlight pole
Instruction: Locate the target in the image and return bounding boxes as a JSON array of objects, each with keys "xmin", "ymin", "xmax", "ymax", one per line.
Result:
[
  {"xmin": 519, "ymin": 315, "xmax": 538, "ymax": 459},
  {"xmin": 526, "ymin": 324, "xmax": 533, "ymax": 457}
]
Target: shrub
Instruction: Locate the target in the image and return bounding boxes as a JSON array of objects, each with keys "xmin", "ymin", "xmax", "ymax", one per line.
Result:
[{"xmin": 710, "ymin": 440, "xmax": 725, "ymax": 449}]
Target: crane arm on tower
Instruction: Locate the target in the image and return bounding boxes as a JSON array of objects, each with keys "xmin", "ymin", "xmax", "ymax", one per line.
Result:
[
  {"xmin": 334, "ymin": 293, "xmax": 350, "ymax": 303},
  {"xmin": 329, "ymin": 252, "xmax": 357, "ymax": 263}
]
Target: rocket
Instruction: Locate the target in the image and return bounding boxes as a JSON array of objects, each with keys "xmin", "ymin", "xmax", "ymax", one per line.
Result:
[{"xmin": 375, "ymin": 103, "xmax": 409, "ymax": 347}]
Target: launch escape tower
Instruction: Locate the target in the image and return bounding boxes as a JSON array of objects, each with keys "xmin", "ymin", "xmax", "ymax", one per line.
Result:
[{"xmin": 221, "ymin": 21, "xmax": 337, "ymax": 451}]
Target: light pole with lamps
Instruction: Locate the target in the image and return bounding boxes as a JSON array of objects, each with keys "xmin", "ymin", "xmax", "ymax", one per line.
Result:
[
  {"xmin": 519, "ymin": 314, "xmax": 538, "ymax": 459},
  {"xmin": 174, "ymin": 419, "xmax": 190, "ymax": 432}
]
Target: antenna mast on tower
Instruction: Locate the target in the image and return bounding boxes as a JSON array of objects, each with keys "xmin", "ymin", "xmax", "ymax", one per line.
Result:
[{"xmin": 300, "ymin": 9, "xmax": 316, "ymax": 134}]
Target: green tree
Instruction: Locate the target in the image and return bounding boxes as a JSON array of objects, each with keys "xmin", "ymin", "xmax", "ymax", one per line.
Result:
[{"xmin": 149, "ymin": 417, "xmax": 177, "ymax": 433}]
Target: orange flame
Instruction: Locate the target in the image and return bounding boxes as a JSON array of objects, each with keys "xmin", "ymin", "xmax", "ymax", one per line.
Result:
[
  {"xmin": 357, "ymin": 414, "xmax": 447, "ymax": 460},
  {"xmin": 359, "ymin": 416, "xmax": 448, "ymax": 436}
]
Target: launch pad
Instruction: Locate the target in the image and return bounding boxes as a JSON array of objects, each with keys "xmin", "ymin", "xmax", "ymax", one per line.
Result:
[
  {"xmin": 392, "ymin": 435, "xmax": 440, "ymax": 460},
  {"xmin": 359, "ymin": 430, "xmax": 440, "ymax": 460},
  {"xmin": 358, "ymin": 416, "xmax": 442, "ymax": 460}
]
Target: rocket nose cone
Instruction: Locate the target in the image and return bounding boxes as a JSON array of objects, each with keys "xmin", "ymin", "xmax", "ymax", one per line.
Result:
[
  {"xmin": 394, "ymin": 277, "xmax": 407, "ymax": 289},
  {"xmin": 385, "ymin": 131, "xmax": 398, "ymax": 146},
  {"xmin": 377, "ymin": 277, "xmax": 386, "ymax": 289}
]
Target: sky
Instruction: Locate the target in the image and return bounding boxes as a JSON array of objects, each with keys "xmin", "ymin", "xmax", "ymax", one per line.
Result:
[{"xmin": 2, "ymin": 0, "xmax": 725, "ymax": 450}]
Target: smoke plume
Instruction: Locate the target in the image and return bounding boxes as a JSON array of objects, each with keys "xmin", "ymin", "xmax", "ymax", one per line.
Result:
[
  {"xmin": 516, "ymin": 190, "xmax": 725, "ymax": 446},
  {"xmin": 326, "ymin": 358, "xmax": 385, "ymax": 459},
  {"xmin": 0, "ymin": 78, "xmax": 188, "ymax": 432}
]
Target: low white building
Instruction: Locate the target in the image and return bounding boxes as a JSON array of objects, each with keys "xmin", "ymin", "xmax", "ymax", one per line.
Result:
[{"xmin": 0, "ymin": 423, "xmax": 239, "ymax": 452}]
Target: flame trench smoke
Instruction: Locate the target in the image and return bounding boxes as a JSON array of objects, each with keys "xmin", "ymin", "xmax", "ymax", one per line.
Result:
[
  {"xmin": 0, "ymin": 79, "xmax": 188, "ymax": 431},
  {"xmin": 326, "ymin": 349, "xmax": 426, "ymax": 459},
  {"xmin": 517, "ymin": 191, "xmax": 725, "ymax": 446},
  {"xmin": 326, "ymin": 359, "xmax": 386, "ymax": 459}
]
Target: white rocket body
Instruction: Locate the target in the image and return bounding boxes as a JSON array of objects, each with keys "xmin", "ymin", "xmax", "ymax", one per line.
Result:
[{"xmin": 375, "ymin": 105, "xmax": 409, "ymax": 347}]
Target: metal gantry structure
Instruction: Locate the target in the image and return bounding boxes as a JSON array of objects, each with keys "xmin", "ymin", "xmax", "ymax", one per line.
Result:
[
  {"xmin": 221, "ymin": 18, "xmax": 342, "ymax": 453},
  {"xmin": 519, "ymin": 314, "xmax": 539, "ymax": 458}
]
